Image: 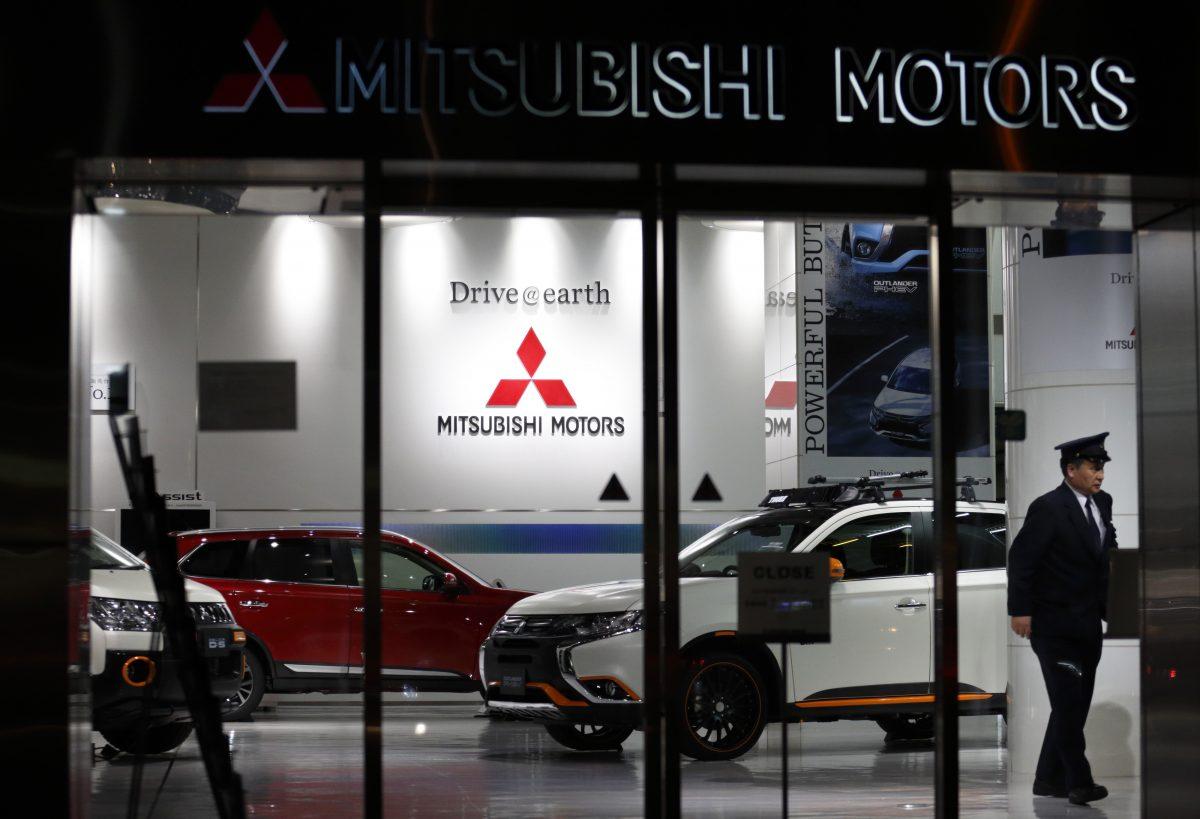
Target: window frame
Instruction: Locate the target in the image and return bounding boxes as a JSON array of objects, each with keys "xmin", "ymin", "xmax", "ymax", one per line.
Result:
[{"xmin": 800, "ymin": 507, "xmax": 923, "ymax": 581}]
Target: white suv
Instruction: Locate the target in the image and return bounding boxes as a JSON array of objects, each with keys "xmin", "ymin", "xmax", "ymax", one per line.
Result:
[
  {"xmin": 88, "ymin": 530, "xmax": 246, "ymax": 754},
  {"xmin": 482, "ymin": 480, "xmax": 1007, "ymax": 760}
]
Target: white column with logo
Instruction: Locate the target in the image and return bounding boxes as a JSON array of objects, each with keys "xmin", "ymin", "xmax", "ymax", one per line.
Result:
[{"xmin": 1003, "ymin": 227, "xmax": 1140, "ymax": 782}]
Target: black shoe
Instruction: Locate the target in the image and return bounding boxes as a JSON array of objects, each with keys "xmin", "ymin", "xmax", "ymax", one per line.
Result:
[
  {"xmin": 1032, "ymin": 779, "xmax": 1067, "ymax": 798},
  {"xmin": 1068, "ymin": 784, "xmax": 1109, "ymax": 805}
]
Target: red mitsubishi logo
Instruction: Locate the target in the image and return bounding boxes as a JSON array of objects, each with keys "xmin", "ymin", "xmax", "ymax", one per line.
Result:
[
  {"xmin": 204, "ymin": 11, "xmax": 326, "ymax": 113},
  {"xmin": 765, "ymin": 380, "xmax": 797, "ymax": 409},
  {"xmin": 487, "ymin": 329, "xmax": 576, "ymax": 408}
]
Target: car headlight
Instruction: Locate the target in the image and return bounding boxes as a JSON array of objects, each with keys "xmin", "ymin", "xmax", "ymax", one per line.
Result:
[
  {"xmin": 90, "ymin": 597, "xmax": 160, "ymax": 632},
  {"xmin": 564, "ymin": 611, "xmax": 644, "ymax": 639},
  {"xmin": 491, "ymin": 611, "xmax": 644, "ymax": 639},
  {"xmin": 190, "ymin": 602, "xmax": 234, "ymax": 625},
  {"xmin": 869, "ymin": 406, "xmax": 880, "ymax": 425}
]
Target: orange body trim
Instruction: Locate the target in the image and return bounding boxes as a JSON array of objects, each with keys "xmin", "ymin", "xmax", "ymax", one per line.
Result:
[
  {"xmin": 526, "ymin": 682, "xmax": 587, "ymax": 708},
  {"xmin": 578, "ymin": 675, "xmax": 642, "ymax": 701},
  {"xmin": 795, "ymin": 693, "xmax": 995, "ymax": 709},
  {"xmin": 714, "ymin": 630, "xmax": 736, "ymax": 637}
]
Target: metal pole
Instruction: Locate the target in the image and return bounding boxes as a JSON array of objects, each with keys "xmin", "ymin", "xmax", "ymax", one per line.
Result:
[
  {"xmin": 930, "ymin": 169, "xmax": 961, "ymax": 819},
  {"xmin": 781, "ymin": 641, "xmax": 789, "ymax": 819},
  {"xmin": 661, "ymin": 173, "xmax": 682, "ymax": 819},
  {"xmin": 363, "ymin": 157, "xmax": 383, "ymax": 819},
  {"xmin": 642, "ymin": 163, "xmax": 664, "ymax": 818}
]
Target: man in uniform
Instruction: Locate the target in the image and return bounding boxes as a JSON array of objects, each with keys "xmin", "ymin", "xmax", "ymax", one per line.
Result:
[{"xmin": 1008, "ymin": 432, "xmax": 1115, "ymax": 806}]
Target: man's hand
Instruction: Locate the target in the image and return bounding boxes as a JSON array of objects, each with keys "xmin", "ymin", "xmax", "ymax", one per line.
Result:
[{"xmin": 1011, "ymin": 615, "xmax": 1032, "ymax": 639}]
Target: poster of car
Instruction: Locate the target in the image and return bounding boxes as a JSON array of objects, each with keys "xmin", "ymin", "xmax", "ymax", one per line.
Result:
[{"xmin": 792, "ymin": 220, "xmax": 994, "ymax": 494}]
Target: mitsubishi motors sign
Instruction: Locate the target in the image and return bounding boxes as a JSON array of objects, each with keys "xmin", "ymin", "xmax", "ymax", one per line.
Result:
[{"xmin": 383, "ymin": 217, "xmax": 642, "ymax": 510}]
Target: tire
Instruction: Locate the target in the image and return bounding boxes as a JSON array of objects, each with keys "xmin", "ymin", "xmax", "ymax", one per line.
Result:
[
  {"xmin": 544, "ymin": 722, "xmax": 634, "ymax": 751},
  {"xmin": 100, "ymin": 722, "xmax": 194, "ymax": 755},
  {"xmin": 876, "ymin": 713, "xmax": 934, "ymax": 742},
  {"xmin": 678, "ymin": 652, "xmax": 767, "ymax": 761},
  {"xmin": 221, "ymin": 649, "xmax": 266, "ymax": 722}
]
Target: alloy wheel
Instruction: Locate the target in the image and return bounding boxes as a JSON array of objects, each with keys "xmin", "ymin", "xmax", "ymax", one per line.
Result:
[{"xmin": 685, "ymin": 662, "xmax": 761, "ymax": 751}]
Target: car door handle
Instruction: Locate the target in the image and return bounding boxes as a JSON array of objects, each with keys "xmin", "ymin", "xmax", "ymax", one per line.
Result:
[
  {"xmin": 894, "ymin": 598, "xmax": 927, "ymax": 610},
  {"xmin": 239, "ymin": 600, "xmax": 268, "ymax": 609}
]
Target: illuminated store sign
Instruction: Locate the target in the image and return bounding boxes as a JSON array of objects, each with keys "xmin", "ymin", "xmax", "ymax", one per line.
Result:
[
  {"xmin": 834, "ymin": 47, "xmax": 1137, "ymax": 131},
  {"xmin": 335, "ymin": 40, "xmax": 786, "ymax": 121},
  {"xmin": 205, "ymin": 11, "xmax": 785, "ymax": 122}
]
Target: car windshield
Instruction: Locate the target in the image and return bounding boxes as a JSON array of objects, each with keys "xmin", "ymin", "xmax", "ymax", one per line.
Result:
[
  {"xmin": 887, "ymin": 365, "xmax": 931, "ymax": 394},
  {"xmin": 678, "ymin": 510, "xmax": 835, "ymax": 577},
  {"xmin": 87, "ymin": 530, "xmax": 145, "ymax": 570}
]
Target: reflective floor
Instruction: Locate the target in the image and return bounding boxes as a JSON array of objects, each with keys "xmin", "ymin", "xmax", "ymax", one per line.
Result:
[{"xmin": 91, "ymin": 705, "xmax": 1138, "ymax": 817}]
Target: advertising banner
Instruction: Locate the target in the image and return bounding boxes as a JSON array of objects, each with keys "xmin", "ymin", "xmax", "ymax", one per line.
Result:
[
  {"xmin": 787, "ymin": 221, "xmax": 994, "ymax": 494},
  {"xmin": 383, "ymin": 216, "xmax": 643, "ymax": 510},
  {"xmin": 1015, "ymin": 229, "xmax": 1135, "ymax": 375}
]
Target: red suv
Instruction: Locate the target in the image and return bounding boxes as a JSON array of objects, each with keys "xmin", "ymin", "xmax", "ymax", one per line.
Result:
[{"xmin": 176, "ymin": 527, "xmax": 530, "ymax": 719}]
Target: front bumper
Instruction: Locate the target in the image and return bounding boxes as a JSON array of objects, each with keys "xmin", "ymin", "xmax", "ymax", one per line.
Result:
[
  {"xmin": 481, "ymin": 630, "xmax": 642, "ymax": 726},
  {"xmin": 870, "ymin": 411, "xmax": 929, "ymax": 443},
  {"xmin": 91, "ymin": 625, "xmax": 244, "ymax": 731}
]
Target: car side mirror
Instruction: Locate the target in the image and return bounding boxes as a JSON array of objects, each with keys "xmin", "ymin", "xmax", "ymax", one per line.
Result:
[
  {"xmin": 442, "ymin": 572, "xmax": 462, "ymax": 595},
  {"xmin": 829, "ymin": 557, "xmax": 845, "ymax": 581},
  {"xmin": 880, "ymin": 374, "xmax": 889, "ymax": 383}
]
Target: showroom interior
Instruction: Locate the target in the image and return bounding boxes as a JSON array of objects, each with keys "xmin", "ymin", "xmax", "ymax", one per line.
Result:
[{"xmin": 5, "ymin": 3, "xmax": 1200, "ymax": 818}]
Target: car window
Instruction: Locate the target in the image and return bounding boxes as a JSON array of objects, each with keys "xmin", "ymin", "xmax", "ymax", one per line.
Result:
[
  {"xmin": 249, "ymin": 538, "xmax": 337, "ymax": 584},
  {"xmin": 679, "ymin": 522, "xmax": 805, "ymax": 577},
  {"xmin": 349, "ymin": 544, "xmax": 446, "ymax": 592},
  {"xmin": 956, "ymin": 512, "xmax": 1007, "ymax": 570},
  {"xmin": 888, "ymin": 365, "xmax": 930, "ymax": 393},
  {"xmin": 809, "ymin": 513, "xmax": 916, "ymax": 579},
  {"xmin": 181, "ymin": 539, "xmax": 251, "ymax": 579}
]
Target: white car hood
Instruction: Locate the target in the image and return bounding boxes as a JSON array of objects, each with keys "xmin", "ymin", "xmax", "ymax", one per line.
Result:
[
  {"xmin": 90, "ymin": 567, "xmax": 227, "ymax": 605},
  {"xmin": 873, "ymin": 387, "xmax": 932, "ymax": 418},
  {"xmin": 507, "ymin": 577, "xmax": 720, "ymax": 615},
  {"xmin": 509, "ymin": 579, "xmax": 646, "ymax": 615}
]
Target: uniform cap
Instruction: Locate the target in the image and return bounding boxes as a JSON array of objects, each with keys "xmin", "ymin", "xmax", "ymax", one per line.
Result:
[{"xmin": 1054, "ymin": 432, "xmax": 1111, "ymax": 463}]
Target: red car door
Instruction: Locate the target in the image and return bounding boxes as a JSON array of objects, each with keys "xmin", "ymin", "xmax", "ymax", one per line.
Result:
[
  {"xmin": 188, "ymin": 536, "xmax": 353, "ymax": 673},
  {"xmin": 342, "ymin": 538, "xmax": 504, "ymax": 682}
]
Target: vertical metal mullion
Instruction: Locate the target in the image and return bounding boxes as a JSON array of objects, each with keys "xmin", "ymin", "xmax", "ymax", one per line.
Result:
[
  {"xmin": 660, "ymin": 173, "xmax": 681, "ymax": 819},
  {"xmin": 362, "ymin": 157, "xmax": 383, "ymax": 819},
  {"xmin": 641, "ymin": 162, "xmax": 664, "ymax": 819},
  {"xmin": 930, "ymin": 170, "xmax": 960, "ymax": 819}
]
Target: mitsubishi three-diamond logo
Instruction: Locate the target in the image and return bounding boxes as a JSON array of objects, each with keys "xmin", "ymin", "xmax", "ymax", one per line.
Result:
[
  {"xmin": 437, "ymin": 326, "xmax": 623, "ymax": 438},
  {"xmin": 487, "ymin": 329, "xmax": 575, "ymax": 407},
  {"xmin": 204, "ymin": 11, "xmax": 326, "ymax": 113}
]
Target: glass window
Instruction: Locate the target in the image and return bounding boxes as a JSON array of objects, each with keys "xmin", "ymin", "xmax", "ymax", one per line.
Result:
[
  {"xmin": 810, "ymin": 513, "xmax": 916, "ymax": 579},
  {"xmin": 349, "ymin": 544, "xmax": 446, "ymax": 592},
  {"xmin": 181, "ymin": 540, "xmax": 251, "ymax": 579},
  {"xmin": 87, "ymin": 530, "xmax": 144, "ymax": 570},
  {"xmin": 679, "ymin": 515, "xmax": 826, "ymax": 578},
  {"xmin": 956, "ymin": 512, "xmax": 1007, "ymax": 570},
  {"xmin": 249, "ymin": 538, "xmax": 336, "ymax": 584}
]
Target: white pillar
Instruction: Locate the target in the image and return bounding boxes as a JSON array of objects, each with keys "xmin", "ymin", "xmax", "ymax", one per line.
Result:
[{"xmin": 1002, "ymin": 226, "xmax": 1141, "ymax": 780}]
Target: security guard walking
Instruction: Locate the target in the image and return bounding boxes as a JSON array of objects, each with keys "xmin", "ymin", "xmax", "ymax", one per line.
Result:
[{"xmin": 1008, "ymin": 432, "xmax": 1115, "ymax": 806}]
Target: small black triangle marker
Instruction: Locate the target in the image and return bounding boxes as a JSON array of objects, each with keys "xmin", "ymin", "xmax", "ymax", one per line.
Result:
[
  {"xmin": 600, "ymin": 473, "xmax": 629, "ymax": 502},
  {"xmin": 692, "ymin": 473, "xmax": 722, "ymax": 502}
]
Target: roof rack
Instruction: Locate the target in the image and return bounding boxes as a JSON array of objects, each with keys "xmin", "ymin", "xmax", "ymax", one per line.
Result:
[{"xmin": 761, "ymin": 471, "xmax": 992, "ymax": 507}]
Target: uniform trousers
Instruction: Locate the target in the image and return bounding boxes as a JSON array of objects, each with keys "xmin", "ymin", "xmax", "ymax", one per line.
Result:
[{"xmin": 1030, "ymin": 632, "xmax": 1103, "ymax": 791}]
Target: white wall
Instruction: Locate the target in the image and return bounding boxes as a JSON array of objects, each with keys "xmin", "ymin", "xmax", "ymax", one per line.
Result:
[
  {"xmin": 678, "ymin": 218, "xmax": 766, "ymax": 511},
  {"xmin": 764, "ymin": 220, "xmax": 799, "ymax": 490}
]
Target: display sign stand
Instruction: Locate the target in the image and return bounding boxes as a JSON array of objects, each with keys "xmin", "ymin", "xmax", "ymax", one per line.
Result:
[{"xmin": 737, "ymin": 552, "xmax": 832, "ymax": 819}]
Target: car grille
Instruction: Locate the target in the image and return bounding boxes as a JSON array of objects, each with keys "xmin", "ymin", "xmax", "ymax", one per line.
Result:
[
  {"xmin": 492, "ymin": 614, "xmax": 578, "ymax": 638},
  {"xmin": 190, "ymin": 602, "xmax": 235, "ymax": 625},
  {"xmin": 875, "ymin": 411, "xmax": 923, "ymax": 437}
]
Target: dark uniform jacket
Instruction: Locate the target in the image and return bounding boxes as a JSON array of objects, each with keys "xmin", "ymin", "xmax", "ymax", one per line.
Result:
[{"xmin": 1007, "ymin": 483, "xmax": 1117, "ymax": 640}]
